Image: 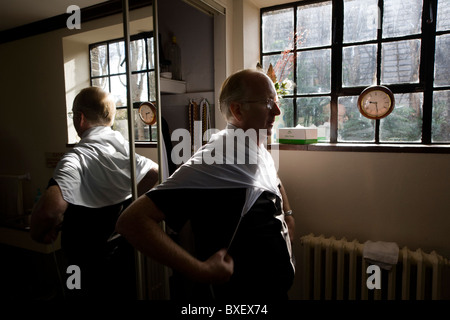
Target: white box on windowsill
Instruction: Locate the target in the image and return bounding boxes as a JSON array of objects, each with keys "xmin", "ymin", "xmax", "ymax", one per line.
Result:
[
  {"xmin": 278, "ymin": 126, "xmax": 318, "ymax": 145},
  {"xmin": 317, "ymin": 126, "xmax": 327, "ymax": 141}
]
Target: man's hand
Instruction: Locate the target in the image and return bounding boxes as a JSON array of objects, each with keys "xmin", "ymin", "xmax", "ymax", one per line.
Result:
[
  {"xmin": 198, "ymin": 249, "xmax": 234, "ymax": 284},
  {"xmin": 30, "ymin": 185, "xmax": 67, "ymax": 244},
  {"xmin": 40, "ymin": 222, "xmax": 62, "ymax": 244},
  {"xmin": 117, "ymin": 196, "xmax": 234, "ymax": 285}
]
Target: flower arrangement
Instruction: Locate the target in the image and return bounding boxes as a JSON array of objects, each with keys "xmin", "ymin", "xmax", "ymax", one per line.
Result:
[
  {"xmin": 257, "ymin": 30, "xmax": 305, "ymax": 97},
  {"xmin": 266, "ymin": 63, "xmax": 293, "ymax": 96},
  {"xmin": 257, "ymin": 62, "xmax": 293, "ymax": 97}
]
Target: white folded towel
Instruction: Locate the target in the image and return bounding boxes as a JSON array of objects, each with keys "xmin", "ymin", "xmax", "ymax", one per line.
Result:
[{"xmin": 363, "ymin": 240, "xmax": 399, "ymax": 270}]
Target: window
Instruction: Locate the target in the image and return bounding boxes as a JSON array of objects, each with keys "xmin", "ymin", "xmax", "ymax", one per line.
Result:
[
  {"xmin": 261, "ymin": 0, "xmax": 450, "ymax": 146},
  {"xmin": 89, "ymin": 32, "xmax": 157, "ymax": 142}
]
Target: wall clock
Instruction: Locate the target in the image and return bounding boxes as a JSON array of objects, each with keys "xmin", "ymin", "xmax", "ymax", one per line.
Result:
[
  {"xmin": 138, "ymin": 102, "xmax": 157, "ymax": 125},
  {"xmin": 357, "ymin": 85, "xmax": 395, "ymax": 120}
]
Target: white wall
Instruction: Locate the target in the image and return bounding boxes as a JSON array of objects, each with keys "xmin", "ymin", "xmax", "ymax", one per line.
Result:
[
  {"xmin": 0, "ymin": 29, "xmax": 69, "ymax": 207},
  {"xmin": 278, "ymin": 150, "xmax": 450, "ymax": 254}
]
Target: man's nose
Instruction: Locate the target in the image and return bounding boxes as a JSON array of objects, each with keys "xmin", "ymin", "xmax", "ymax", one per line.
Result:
[{"xmin": 272, "ymin": 101, "xmax": 281, "ymax": 116}]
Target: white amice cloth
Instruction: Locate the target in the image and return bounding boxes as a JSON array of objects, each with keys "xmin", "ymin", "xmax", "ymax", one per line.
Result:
[
  {"xmin": 155, "ymin": 123, "xmax": 293, "ymax": 270},
  {"xmin": 155, "ymin": 123, "xmax": 281, "ymax": 216},
  {"xmin": 54, "ymin": 126, "xmax": 157, "ymax": 208},
  {"xmin": 363, "ymin": 240, "xmax": 400, "ymax": 270}
]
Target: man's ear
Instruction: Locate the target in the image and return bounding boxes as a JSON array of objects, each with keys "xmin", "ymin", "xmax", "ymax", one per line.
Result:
[
  {"xmin": 229, "ymin": 102, "xmax": 244, "ymax": 122},
  {"xmin": 79, "ymin": 112, "xmax": 88, "ymax": 128},
  {"xmin": 77, "ymin": 112, "xmax": 92, "ymax": 134}
]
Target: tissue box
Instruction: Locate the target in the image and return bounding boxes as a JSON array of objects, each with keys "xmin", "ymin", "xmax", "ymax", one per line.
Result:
[
  {"xmin": 278, "ymin": 127, "xmax": 318, "ymax": 145},
  {"xmin": 317, "ymin": 127, "xmax": 326, "ymax": 141}
]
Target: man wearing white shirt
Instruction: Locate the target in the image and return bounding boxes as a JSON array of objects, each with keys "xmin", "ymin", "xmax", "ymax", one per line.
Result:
[{"xmin": 31, "ymin": 87, "xmax": 158, "ymax": 299}]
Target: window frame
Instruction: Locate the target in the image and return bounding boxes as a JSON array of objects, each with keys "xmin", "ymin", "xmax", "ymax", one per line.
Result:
[
  {"xmin": 261, "ymin": 0, "xmax": 450, "ymax": 153},
  {"xmin": 89, "ymin": 31, "xmax": 158, "ymax": 144}
]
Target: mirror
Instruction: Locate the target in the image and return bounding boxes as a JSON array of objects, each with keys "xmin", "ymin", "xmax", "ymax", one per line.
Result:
[
  {"xmin": 62, "ymin": 0, "xmax": 219, "ymax": 301},
  {"xmin": 63, "ymin": 0, "xmax": 162, "ymax": 300}
]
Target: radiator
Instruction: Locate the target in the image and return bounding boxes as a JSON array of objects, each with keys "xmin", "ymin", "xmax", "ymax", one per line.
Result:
[{"xmin": 299, "ymin": 233, "xmax": 450, "ymax": 300}]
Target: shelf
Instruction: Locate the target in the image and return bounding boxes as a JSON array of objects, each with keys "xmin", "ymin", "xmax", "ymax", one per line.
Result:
[
  {"xmin": 160, "ymin": 91, "xmax": 215, "ymax": 106},
  {"xmin": 160, "ymin": 77, "xmax": 187, "ymax": 94}
]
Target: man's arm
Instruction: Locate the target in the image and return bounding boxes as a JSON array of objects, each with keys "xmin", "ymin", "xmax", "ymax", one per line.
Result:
[
  {"xmin": 116, "ymin": 195, "xmax": 234, "ymax": 284},
  {"xmin": 137, "ymin": 166, "xmax": 159, "ymax": 196},
  {"xmin": 30, "ymin": 185, "xmax": 68, "ymax": 244},
  {"xmin": 279, "ymin": 181, "xmax": 295, "ymax": 243}
]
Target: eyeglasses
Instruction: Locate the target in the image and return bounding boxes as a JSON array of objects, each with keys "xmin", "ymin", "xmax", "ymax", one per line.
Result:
[{"xmin": 240, "ymin": 98, "xmax": 280, "ymax": 110}]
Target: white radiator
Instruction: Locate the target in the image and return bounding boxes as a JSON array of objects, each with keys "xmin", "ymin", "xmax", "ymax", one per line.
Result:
[{"xmin": 299, "ymin": 233, "xmax": 450, "ymax": 300}]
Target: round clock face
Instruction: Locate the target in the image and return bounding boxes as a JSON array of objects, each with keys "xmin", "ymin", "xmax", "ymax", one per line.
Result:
[
  {"xmin": 138, "ymin": 102, "xmax": 157, "ymax": 125},
  {"xmin": 357, "ymin": 86, "xmax": 395, "ymax": 120}
]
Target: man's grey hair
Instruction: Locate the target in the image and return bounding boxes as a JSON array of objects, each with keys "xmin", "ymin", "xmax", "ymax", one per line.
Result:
[
  {"xmin": 72, "ymin": 86, "xmax": 116, "ymax": 126},
  {"xmin": 218, "ymin": 69, "xmax": 267, "ymax": 121}
]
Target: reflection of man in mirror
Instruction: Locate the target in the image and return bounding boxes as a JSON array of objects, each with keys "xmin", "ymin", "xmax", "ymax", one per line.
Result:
[{"xmin": 31, "ymin": 86, "xmax": 159, "ymax": 299}]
